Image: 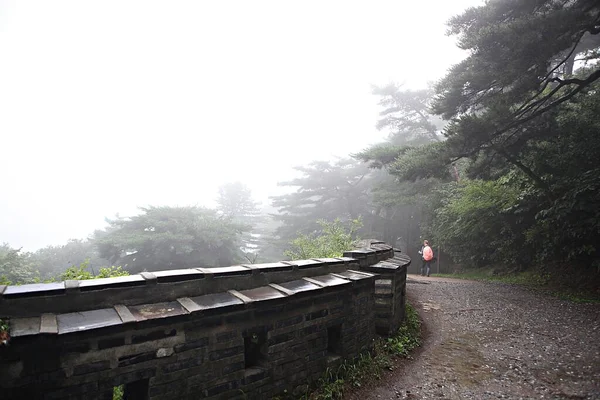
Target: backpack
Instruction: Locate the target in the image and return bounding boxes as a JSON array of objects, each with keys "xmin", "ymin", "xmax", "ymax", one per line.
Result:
[{"xmin": 423, "ymin": 246, "xmax": 433, "ymax": 261}]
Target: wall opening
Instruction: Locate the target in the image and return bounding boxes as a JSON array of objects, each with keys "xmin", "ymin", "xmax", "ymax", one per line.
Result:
[
  {"xmin": 244, "ymin": 330, "xmax": 267, "ymax": 369},
  {"xmin": 115, "ymin": 378, "xmax": 149, "ymax": 400},
  {"xmin": 327, "ymin": 324, "xmax": 342, "ymax": 356}
]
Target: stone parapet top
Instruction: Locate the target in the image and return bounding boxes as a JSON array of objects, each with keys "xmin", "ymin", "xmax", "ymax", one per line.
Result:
[
  {"xmin": 0, "ymin": 241, "xmax": 400, "ymax": 319},
  {"xmin": 8, "ymin": 270, "xmax": 376, "ymax": 338}
]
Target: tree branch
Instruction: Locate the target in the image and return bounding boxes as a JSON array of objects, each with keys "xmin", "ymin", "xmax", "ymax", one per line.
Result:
[
  {"xmin": 493, "ymin": 147, "xmax": 553, "ymax": 195},
  {"xmin": 512, "ymin": 31, "xmax": 588, "ymax": 117},
  {"xmin": 507, "ymin": 68, "xmax": 600, "ymax": 132}
]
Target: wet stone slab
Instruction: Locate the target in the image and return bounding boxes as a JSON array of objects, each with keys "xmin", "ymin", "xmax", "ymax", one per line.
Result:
[
  {"xmin": 128, "ymin": 301, "xmax": 188, "ymax": 322},
  {"xmin": 306, "ymin": 275, "xmax": 350, "ymax": 287},
  {"xmin": 57, "ymin": 308, "xmax": 122, "ymax": 334},
  {"xmin": 3, "ymin": 282, "xmax": 65, "ymax": 298},
  {"xmin": 243, "ymin": 262, "xmax": 292, "ymax": 272},
  {"xmin": 199, "ymin": 266, "xmax": 252, "ymax": 277},
  {"xmin": 189, "ymin": 292, "xmax": 244, "ymax": 311},
  {"xmin": 276, "ymin": 279, "xmax": 321, "ymax": 294},
  {"xmin": 238, "ymin": 286, "xmax": 286, "ymax": 302},
  {"xmin": 350, "ymin": 248, "xmax": 377, "ymax": 254},
  {"xmin": 78, "ymin": 275, "xmax": 145, "ymax": 291},
  {"xmin": 390, "ymin": 254, "xmax": 411, "ymax": 266},
  {"xmin": 283, "ymin": 259, "xmax": 323, "ymax": 269},
  {"xmin": 370, "ymin": 261, "xmax": 401, "ymax": 270},
  {"xmin": 153, "ymin": 269, "xmax": 205, "ymax": 283},
  {"xmin": 311, "ymin": 258, "xmax": 343, "ymax": 264},
  {"xmin": 10, "ymin": 317, "xmax": 41, "ymax": 337},
  {"xmin": 334, "ymin": 270, "xmax": 375, "ymax": 281},
  {"xmin": 335, "ymin": 257, "xmax": 357, "ymax": 263}
]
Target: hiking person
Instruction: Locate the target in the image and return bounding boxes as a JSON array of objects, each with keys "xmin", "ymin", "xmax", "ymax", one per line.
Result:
[{"xmin": 418, "ymin": 240, "xmax": 434, "ymax": 277}]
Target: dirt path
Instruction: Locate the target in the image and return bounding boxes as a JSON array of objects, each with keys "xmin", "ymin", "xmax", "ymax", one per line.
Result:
[{"xmin": 348, "ymin": 275, "xmax": 600, "ymax": 400}]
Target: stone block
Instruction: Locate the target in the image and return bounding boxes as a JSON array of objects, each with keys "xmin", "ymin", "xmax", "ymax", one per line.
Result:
[
  {"xmin": 98, "ymin": 336, "xmax": 125, "ymax": 350},
  {"xmin": 114, "ymin": 304, "xmax": 136, "ymax": 324},
  {"xmin": 208, "ymin": 345, "xmax": 244, "ymax": 361},
  {"xmin": 57, "ymin": 308, "xmax": 122, "ymax": 335},
  {"xmin": 161, "ymin": 355, "xmax": 204, "ymax": 374},
  {"xmin": 128, "ymin": 302, "xmax": 188, "ymax": 322},
  {"xmin": 10, "ymin": 317, "xmax": 41, "ymax": 337},
  {"xmin": 222, "ymin": 361, "xmax": 245, "ymax": 375},
  {"xmin": 40, "ymin": 313, "xmax": 58, "ymax": 334},
  {"xmin": 73, "ymin": 360, "xmax": 111, "ymax": 376},
  {"xmin": 153, "ymin": 269, "xmax": 204, "ymax": 283},
  {"xmin": 204, "ymin": 379, "xmax": 240, "ymax": 397},
  {"xmin": 118, "ymin": 351, "xmax": 156, "ymax": 367},
  {"xmin": 216, "ymin": 330, "xmax": 238, "ymax": 343},
  {"xmin": 3, "ymin": 282, "xmax": 65, "ymax": 299},
  {"xmin": 44, "ymin": 382, "xmax": 98, "ymax": 399},
  {"xmin": 174, "ymin": 337, "xmax": 209, "ymax": 353},
  {"xmin": 274, "ymin": 314, "xmax": 303, "ymax": 329},
  {"xmin": 78, "ymin": 275, "xmax": 145, "ymax": 291},
  {"xmin": 267, "ymin": 332, "xmax": 296, "ymax": 347},
  {"xmin": 305, "ymin": 309, "xmax": 328, "ymax": 321},
  {"xmin": 132, "ymin": 329, "xmax": 177, "ymax": 344}
]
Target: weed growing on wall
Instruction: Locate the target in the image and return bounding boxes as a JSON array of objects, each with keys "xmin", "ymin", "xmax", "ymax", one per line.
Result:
[
  {"xmin": 112, "ymin": 385, "xmax": 123, "ymax": 400},
  {"xmin": 0, "ymin": 319, "xmax": 9, "ymax": 345}
]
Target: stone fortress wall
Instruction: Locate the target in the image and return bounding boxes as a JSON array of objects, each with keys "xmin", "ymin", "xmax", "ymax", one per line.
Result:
[{"xmin": 0, "ymin": 241, "xmax": 410, "ymax": 400}]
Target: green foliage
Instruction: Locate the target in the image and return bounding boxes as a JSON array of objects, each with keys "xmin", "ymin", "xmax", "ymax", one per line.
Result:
[
  {"xmin": 29, "ymin": 239, "xmax": 110, "ymax": 281},
  {"xmin": 353, "ymin": 143, "xmax": 408, "ymax": 169},
  {"xmin": 0, "ymin": 240, "xmax": 116, "ymax": 285},
  {"xmin": 355, "ymin": 84, "xmax": 457, "ymax": 251},
  {"xmin": 0, "ymin": 244, "xmax": 37, "ymax": 285},
  {"xmin": 272, "ymin": 155, "xmax": 425, "ymax": 249},
  {"xmin": 60, "ymin": 261, "xmax": 95, "ymax": 281},
  {"xmin": 355, "ymin": 0, "xmax": 600, "ymax": 287},
  {"xmin": 217, "ymin": 181, "xmax": 259, "ymax": 222},
  {"xmin": 113, "ymin": 385, "xmax": 124, "ymax": 400},
  {"xmin": 216, "ymin": 181, "xmax": 274, "ymax": 263},
  {"xmin": 384, "ymin": 304, "xmax": 421, "ymax": 356},
  {"xmin": 60, "ymin": 261, "xmax": 130, "ymax": 281},
  {"xmin": 434, "ymin": 0, "xmax": 600, "ymax": 123},
  {"xmin": 94, "ymin": 206, "xmax": 245, "ymax": 273},
  {"xmin": 285, "ymin": 218, "xmax": 362, "ymax": 260},
  {"xmin": 426, "ymin": 0, "xmax": 600, "ymax": 187},
  {"xmin": 387, "ymin": 142, "xmax": 452, "ymax": 182},
  {"xmin": 432, "ymin": 179, "xmax": 522, "ymax": 267},
  {"xmin": 371, "ymin": 83, "xmax": 442, "ymax": 145},
  {"xmin": 95, "ymin": 266, "xmax": 129, "ymax": 279},
  {"xmin": 272, "ymin": 159, "xmax": 373, "ymax": 245}
]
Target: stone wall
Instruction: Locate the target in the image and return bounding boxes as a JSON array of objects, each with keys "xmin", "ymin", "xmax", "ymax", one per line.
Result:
[{"xmin": 0, "ymin": 243, "xmax": 409, "ymax": 400}]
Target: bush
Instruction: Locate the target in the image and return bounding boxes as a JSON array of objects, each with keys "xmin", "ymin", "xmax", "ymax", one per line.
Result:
[
  {"xmin": 285, "ymin": 218, "xmax": 362, "ymax": 260},
  {"xmin": 60, "ymin": 261, "xmax": 129, "ymax": 281}
]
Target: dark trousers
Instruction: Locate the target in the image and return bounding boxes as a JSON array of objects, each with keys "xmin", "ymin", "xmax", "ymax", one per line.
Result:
[{"xmin": 420, "ymin": 259, "xmax": 431, "ymax": 276}]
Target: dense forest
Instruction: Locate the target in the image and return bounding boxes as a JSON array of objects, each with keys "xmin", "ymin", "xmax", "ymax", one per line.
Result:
[{"xmin": 2, "ymin": 0, "xmax": 599, "ymax": 289}]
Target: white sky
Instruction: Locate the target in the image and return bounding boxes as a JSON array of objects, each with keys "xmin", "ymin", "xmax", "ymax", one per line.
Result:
[{"xmin": 0, "ymin": 0, "xmax": 482, "ymax": 250}]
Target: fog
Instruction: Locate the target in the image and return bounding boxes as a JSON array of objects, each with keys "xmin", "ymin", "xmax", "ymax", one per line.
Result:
[{"xmin": 0, "ymin": 0, "xmax": 481, "ymax": 251}]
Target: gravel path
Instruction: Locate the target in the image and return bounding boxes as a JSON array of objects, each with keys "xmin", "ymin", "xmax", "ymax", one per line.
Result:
[{"xmin": 348, "ymin": 275, "xmax": 600, "ymax": 400}]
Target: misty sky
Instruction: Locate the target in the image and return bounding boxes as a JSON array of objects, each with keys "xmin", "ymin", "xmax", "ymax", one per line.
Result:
[{"xmin": 0, "ymin": 0, "xmax": 482, "ymax": 251}]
